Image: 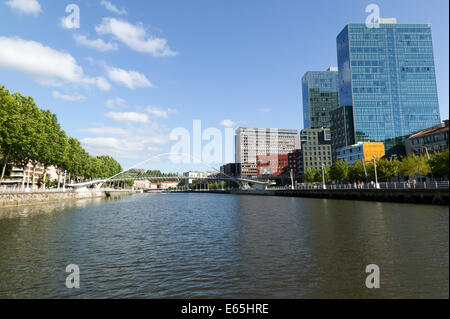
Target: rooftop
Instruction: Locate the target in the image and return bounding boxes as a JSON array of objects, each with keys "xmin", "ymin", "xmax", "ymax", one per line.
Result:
[{"xmin": 409, "ymin": 121, "xmax": 449, "ymax": 139}]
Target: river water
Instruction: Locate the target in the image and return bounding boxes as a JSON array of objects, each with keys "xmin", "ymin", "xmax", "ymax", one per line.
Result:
[{"xmin": 0, "ymin": 193, "xmax": 448, "ymax": 298}]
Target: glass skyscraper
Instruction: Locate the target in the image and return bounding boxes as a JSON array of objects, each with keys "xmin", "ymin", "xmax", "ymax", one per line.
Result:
[
  {"xmin": 302, "ymin": 67, "xmax": 339, "ymax": 129},
  {"xmin": 336, "ymin": 21, "xmax": 441, "ymax": 154}
]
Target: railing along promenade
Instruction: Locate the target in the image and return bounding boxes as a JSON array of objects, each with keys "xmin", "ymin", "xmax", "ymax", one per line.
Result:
[
  {"xmin": 170, "ymin": 181, "xmax": 449, "ymax": 205},
  {"xmin": 270, "ymin": 181, "xmax": 450, "ymax": 191}
]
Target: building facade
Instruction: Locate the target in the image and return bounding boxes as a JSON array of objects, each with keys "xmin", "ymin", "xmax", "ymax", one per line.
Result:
[
  {"xmin": 220, "ymin": 163, "xmax": 240, "ymax": 177},
  {"xmin": 288, "ymin": 149, "xmax": 303, "ymax": 179},
  {"xmin": 336, "ymin": 20, "xmax": 441, "ymax": 154},
  {"xmin": 235, "ymin": 127, "xmax": 300, "ymax": 177},
  {"xmin": 302, "ymin": 67, "xmax": 339, "ymax": 129},
  {"xmin": 336, "ymin": 142, "xmax": 385, "ymax": 165},
  {"xmin": 256, "ymin": 154, "xmax": 289, "ymax": 176},
  {"xmin": 1, "ymin": 162, "xmax": 45, "ymax": 188},
  {"xmin": 330, "ymin": 105, "xmax": 355, "ymax": 160},
  {"xmin": 300, "ymin": 128, "xmax": 332, "ymax": 172},
  {"xmin": 405, "ymin": 120, "xmax": 449, "ymax": 156}
]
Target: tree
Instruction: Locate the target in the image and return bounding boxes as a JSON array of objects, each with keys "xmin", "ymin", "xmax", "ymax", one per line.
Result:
[
  {"xmin": 0, "ymin": 85, "xmax": 124, "ymax": 187},
  {"xmin": 400, "ymin": 153, "xmax": 430, "ymax": 180},
  {"xmin": 303, "ymin": 168, "xmax": 316, "ymax": 183},
  {"xmin": 348, "ymin": 161, "xmax": 366, "ymax": 182},
  {"xmin": 376, "ymin": 158, "xmax": 400, "ymax": 182},
  {"xmin": 429, "ymin": 150, "xmax": 449, "ymax": 178},
  {"xmin": 0, "ymin": 87, "xmax": 23, "ymax": 181},
  {"xmin": 329, "ymin": 160, "xmax": 349, "ymax": 183}
]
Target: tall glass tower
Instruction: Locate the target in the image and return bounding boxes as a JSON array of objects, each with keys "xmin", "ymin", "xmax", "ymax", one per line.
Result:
[
  {"xmin": 302, "ymin": 67, "xmax": 339, "ymax": 129},
  {"xmin": 337, "ymin": 20, "xmax": 441, "ymax": 154}
]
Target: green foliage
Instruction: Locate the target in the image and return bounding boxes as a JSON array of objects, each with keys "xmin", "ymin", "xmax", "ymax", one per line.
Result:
[
  {"xmin": 0, "ymin": 85, "xmax": 122, "ymax": 181},
  {"xmin": 400, "ymin": 153, "xmax": 430, "ymax": 178},
  {"xmin": 348, "ymin": 161, "xmax": 366, "ymax": 182},
  {"xmin": 329, "ymin": 160, "xmax": 349, "ymax": 182},
  {"xmin": 375, "ymin": 158, "xmax": 400, "ymax": 182},
  {"xmin": 429, "ymin": 149, "xmax": 449, "ymax": 178},
  {"xmin": 304, "ymin": 167, "xmax": 328, "ymax": 183}
]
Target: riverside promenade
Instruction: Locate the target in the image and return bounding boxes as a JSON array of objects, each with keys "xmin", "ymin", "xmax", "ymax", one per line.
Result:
[
  {"xmin": 171, "ymin": 181, "xmax": 450, "ymax": 205},
  {"xmin": 0, "ymin": 188, "xmax": 138, "ymax": 208}
]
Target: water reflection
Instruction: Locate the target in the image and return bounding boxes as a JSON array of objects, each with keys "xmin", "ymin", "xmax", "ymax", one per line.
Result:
[{"xmin": 0, "ymin": 193, "xmax": 448, "ymax": 298}]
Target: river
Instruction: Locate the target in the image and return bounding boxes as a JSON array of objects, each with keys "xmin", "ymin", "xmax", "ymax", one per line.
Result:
[{"xmin": 0, "ymin": 193, "xmax": 448, "ymax": 298}]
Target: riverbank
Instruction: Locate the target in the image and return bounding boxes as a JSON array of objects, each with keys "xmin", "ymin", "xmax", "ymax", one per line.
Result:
[
  {"xmin": 0, "ymin": 189, "xmax": 137, "ymax": 208},
  {"xmin": 172, "ymin": 188, "xmax": 449, "ymax": 205}
]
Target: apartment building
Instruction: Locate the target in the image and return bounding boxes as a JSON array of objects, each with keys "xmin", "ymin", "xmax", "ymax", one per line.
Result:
[{"xmin": 235, "ymin": 127, "xmax": 300, "ymax": 177}]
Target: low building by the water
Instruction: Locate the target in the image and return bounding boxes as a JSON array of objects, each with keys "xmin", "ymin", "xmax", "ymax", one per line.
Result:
[
  {"xmin": 405, "ymin": 120, "xmax": 449, "ymax": 156},
  {"xmin": 0, "ymin": 161, "xmax": 46, "ymax": 188},
  {"xmin": 336, "ymin": 142, "xmax": 385, "ymax": 165},
  {"xmin": 220, "ymin": 163, "xmax": 240, "ymax": 177},
  {"xmin": 158, "ymin": 181, "xmax": 179, "ymax": 190}
]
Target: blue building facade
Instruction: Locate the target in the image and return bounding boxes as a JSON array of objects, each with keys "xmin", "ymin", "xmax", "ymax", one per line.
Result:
[
  {"xmin": 336, "ymin": 22, "xmax": 441, "ymax": 154},
  {"xmin": 302, "ymin": 67, "xmax": 339, "ymax": 129}
]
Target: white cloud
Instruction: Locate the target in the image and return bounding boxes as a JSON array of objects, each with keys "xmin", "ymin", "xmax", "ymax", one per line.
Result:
[
  {"xmin": 100, "ymin": 0, "xmax": 127, "ymax": 15},
  {"xmin": 52, "ymin": 90, "xmax": 86, "ymax": 102},
  {"xmin": 81, "ymin": 124, "xmax": 170, "ymax": 159},
  {"xmin": 4, "ymin": 0, "xmax": 41, "ymax": 15},
  {"xmin": 220, "ymin": 119, "xmax": 237, "ymax": 128},
  {"xmin": 95, "ymin": 17, "xmax": 177, "ymax": 57},
  {"xmin": 106, "ymin": 111, "xmax": 149, "ymax": 123},
  {"xmin": 106, "ymin": 97, "xmax": 127, "ymax": 109},
  {"xmin": 259, "ymin": 108, "xmax": 271, "ymax": 113},
  {"xmin": 106, "ymin": 66, "xmax": 152, "ymax": 89},
  {"xmin": 73, "ymin": 34, "xmax": 118, "ymax": 52},
  {"xmin": 146, "ymin": 106, "xmax": 176, "ymax": 119},
  {"xmin": 0, "ymin": 36, "xmax": 110, "ymax": 91}
]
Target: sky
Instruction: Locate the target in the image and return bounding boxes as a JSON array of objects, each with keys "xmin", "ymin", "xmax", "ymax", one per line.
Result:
[{"xmin": 0, "ymin": 0, "xmax": 448, "ymax": 173}]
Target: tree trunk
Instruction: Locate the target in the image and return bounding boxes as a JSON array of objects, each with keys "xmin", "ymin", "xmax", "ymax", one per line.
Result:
[
  {"xmin": 0, "ymin": 147, "xmax": 11, "ymax": 182},
  {"xmin": 42, "ymin": 166, "xmax": 47, "ymax": 189},
  {"xmin": 26, "ymin": 164, "xmax": 31, "ymax": 191},
  {"xmin": 57, "ymin": 170, "xmax": 61, "ymax": 190},
  {"xmin": 32, "ymin": 163, "xmax": 37, "ymax": 191},
  {"xmin": 21, "ymin": 164, "xmax": 26, "ymax": 190},
  {"xmin": 63, "ymin": 170, "xmax": 67, "ymax": 191}
]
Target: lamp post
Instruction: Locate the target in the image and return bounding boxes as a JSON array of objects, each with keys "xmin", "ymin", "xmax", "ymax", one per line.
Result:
[
  {"xmin": 321, "ymin": 163, "xmax": 326, "ymax": 190},
  {"xmin": 373, "ymin": 155, "xmax": 380, "ymax": 189},
  {"xmin": 290, "ymin": 169, "xmax": 294, "ymax": 190},
  {"xmin": 361, "ymin": 158, "xmax": 368, "ymax": 184}
]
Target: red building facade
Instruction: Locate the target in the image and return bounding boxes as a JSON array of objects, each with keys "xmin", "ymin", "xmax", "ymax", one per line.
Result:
[{"xmin": 256, "ymin": 154, "xmax": 289, "ymax": 176}]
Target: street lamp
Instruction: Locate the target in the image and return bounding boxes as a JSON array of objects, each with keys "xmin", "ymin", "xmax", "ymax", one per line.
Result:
[
  {"xmin": 373, "ymin": 155, "xmax": 380, "ymax": 189},
  {"xmin": 321, "ymin": 163, "xmax": 326, "ymax": 190},
  {"xmin": 361, "ymin": 158, "xmax": 368, "ymax": 184}
]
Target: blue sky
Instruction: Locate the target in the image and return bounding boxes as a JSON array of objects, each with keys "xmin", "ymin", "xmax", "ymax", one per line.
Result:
[{"xmin": 0, "ymin": 0, "xmax": 448, "ymax": 172}]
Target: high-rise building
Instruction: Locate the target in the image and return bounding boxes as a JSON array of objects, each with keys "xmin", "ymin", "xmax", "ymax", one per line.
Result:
[
  {"xmin": 235, "ymin": 127, "xmax": 300, "ymax": 177},
  {"xmin": 330, "ymin": 105, "xmax": 355, "ymax": 161},
  {"xmin": 302, "ymin": 67, "xmax": 339, "ymax": 129},
  {"xmin": 336, "ymin": 20, "xmax": 441, "ymax": 155},
  {"xmin": 300, "ymin": 128, "xmax": 332, "ymax": 172}
]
